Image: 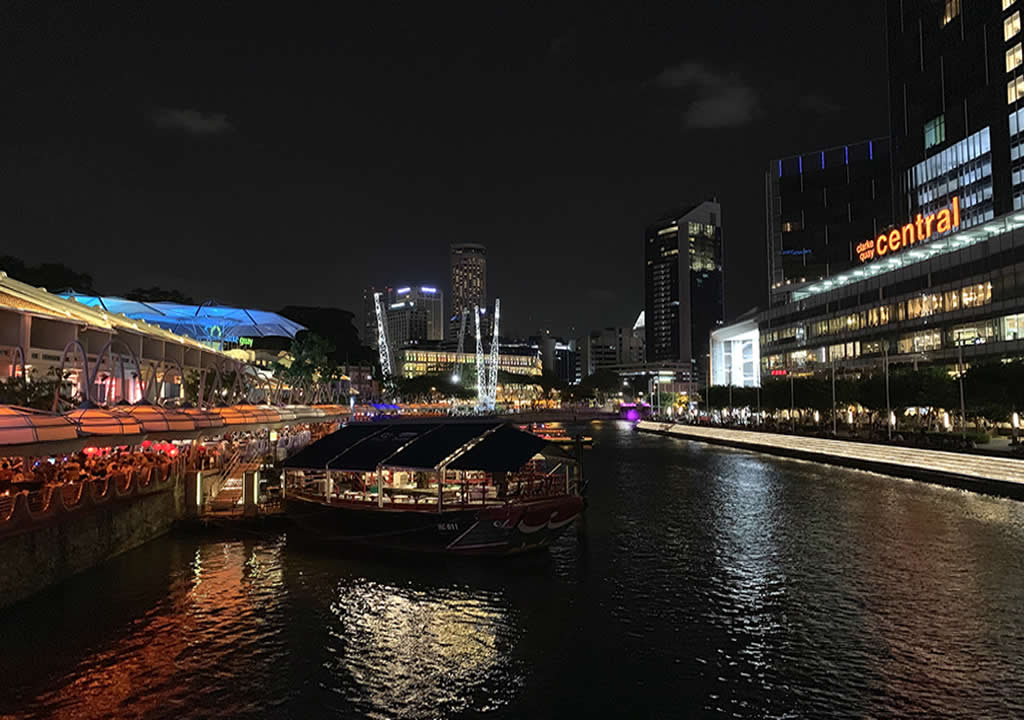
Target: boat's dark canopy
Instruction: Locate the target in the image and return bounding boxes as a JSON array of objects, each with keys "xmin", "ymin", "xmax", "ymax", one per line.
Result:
[
  {"xmin": 283, "ymin": 421, "xmax": 559, "ymax": 472},
  {"xmin": 447, "ymin": 425, "xmax": 550, "ymax": 471},
  {"xmin": 281, "ymin": 423, "xmax": 385, "ymax": 469},
  {"xmin": 385, "ymin": 422, "xmax": 498, "ymax": 469},
  {"xmin": 326, "ymin": 423, "xmax": 440, "ymax": 471}
]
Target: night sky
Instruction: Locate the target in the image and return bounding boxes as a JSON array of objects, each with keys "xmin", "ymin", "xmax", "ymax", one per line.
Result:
[{"xmin": 3, "ymin": 2, "xmax": 888, "ymax": 338}]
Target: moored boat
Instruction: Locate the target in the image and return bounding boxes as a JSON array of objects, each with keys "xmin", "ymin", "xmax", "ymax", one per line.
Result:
[
  {"xmin": 282, "ymin": 421, "xmax": 585, "ymax": 555},
  {"xmin": 520, "ymin": 422, "xmax": 593, "ymax": 448}
]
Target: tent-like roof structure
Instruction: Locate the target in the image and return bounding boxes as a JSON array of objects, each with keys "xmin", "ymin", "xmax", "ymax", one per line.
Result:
[
  {"xmin": 386, "ymin": 422, "xmax": 497, "ymax": 469},
  {"xmin": 326, "ymin": 423, "xmax": 440, "ymax": 471},
  {"xmin": 59, "ymin": 293, "xmax": 305, "ymax": 343},
  {"xmin": 282, "ymin": 423, "xmax": 387, "ymax": 469},
  {"xmin": 0, "ymin": 273, "xmax": 227, "ymax": 356},
  {"xmin": 447, "ymin": 425, "xmax": 550, "ymax": 471},
  {"xmin": 0, "ymin": 406, "xmax": 79, "ymax": 446},
  {"xmin": 284, "ymin": 422, "xmax": 559, "ymax": 473}
]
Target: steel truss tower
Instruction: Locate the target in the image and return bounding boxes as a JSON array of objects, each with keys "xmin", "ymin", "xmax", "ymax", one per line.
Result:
[{"xmin": 374, "ymin": 292, "xmax": 394, "ymax": 389}]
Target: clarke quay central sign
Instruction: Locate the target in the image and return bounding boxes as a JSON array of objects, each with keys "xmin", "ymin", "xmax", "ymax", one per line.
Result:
[{"xmin": 855, "ymin": 197, "xmax": 960, "ymax": 263}]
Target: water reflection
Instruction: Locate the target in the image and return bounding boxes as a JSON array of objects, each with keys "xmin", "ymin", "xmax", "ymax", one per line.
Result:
[
  {"xmin": 2, "ymin": 539, "xmax": 289, "ymax": 719},
  {"xmin": 3, "ymin": 423, "xmax": 1024, "ymax": 718},
  {"xmin": 325, "ymin": 581, "xmax": 521, "ymax": 717}
]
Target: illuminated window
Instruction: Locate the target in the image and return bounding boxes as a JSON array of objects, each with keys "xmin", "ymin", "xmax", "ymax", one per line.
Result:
[
  {"xmin": 924, "ymin": 115, "xmax": 945, "ymax": 150},
  {"xmin": 1006, "ymin": 0, "xmax": 1016, "ymax": 11},
  {"xmin": 943, "ymin": 289, "xmax": 961, "ymax": 311},
  {"xmin": 898, "ymin": 330, "xmax": 943, "ymax": 354},
  {"xmin": 1003, "ymin": 312, "xmax": 1024, "ymax": 339},
  {"xmin": 942, "ymin": 0, "xmax": 960, "ymax": 26},
  {"xmin": 961, "ymin": 281, "xmax": 992, "ymax": 307},
  {"xmin": 1010, "ymin": 75, "xmax": 1024, "ymax": 104},
  {"xmin": 949, "ymin": 322, "xmax": 995, "ymax": 345},
  {"xmin": 1007, "ymin": 11, "xmax": 1021, "ymax": 41},
  {"xmin": 1009, "ymin": 43, "xmax": 1023, "ymax": 73}
]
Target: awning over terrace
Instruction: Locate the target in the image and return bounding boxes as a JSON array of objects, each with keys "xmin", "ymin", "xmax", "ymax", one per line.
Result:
[
  {"xmin": 115, "ymin": 404, "xmax": 197, "ymax": 435},
  {"xmin": 64, "ymin": 408, "xmax": 146, "ymax": 447},
  {"xmin": 0, "ymin": 406, "xmax": 79, "ymax": 445},
  {"xmin": 283, "ymin": 422, "xmax": 560, "ymax": 473},
  {"xmin": 0, "ymin": 401, "xmax": 344, "ymax": 457},
  {"xmin": 59, "ymin": 293, "xmax": 305, "ymax": 343}
]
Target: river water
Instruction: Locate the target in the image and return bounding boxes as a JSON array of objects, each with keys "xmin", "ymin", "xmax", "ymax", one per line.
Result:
[{"xmin": 3, "ymin": 420, "xmax": 1024, "ymax": 719}]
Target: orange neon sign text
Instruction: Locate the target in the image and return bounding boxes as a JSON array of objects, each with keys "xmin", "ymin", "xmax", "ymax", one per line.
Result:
[{"xmin": 855, "ymin": 197, "xmax": 960, "ymax": 263}]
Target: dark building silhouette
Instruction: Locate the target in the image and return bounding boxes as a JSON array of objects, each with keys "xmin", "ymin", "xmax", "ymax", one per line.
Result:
[
  {"xmin": 766, "ymin": 139, "xmax": 893, "ymax": 306},
  {"xmin": 887, "ymin": 0, "xmax": 1012, "ymax": 226}
]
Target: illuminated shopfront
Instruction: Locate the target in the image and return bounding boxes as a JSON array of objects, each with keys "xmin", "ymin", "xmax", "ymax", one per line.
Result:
[{"xmin": 759, "ymin": 203, "xmax": 1024, "ymax": 375}]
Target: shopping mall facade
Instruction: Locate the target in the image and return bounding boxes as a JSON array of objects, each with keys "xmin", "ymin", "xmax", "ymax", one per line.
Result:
[{"xmin": 758, "ymin": 206, "xmax": 1024, "ymax": 377}]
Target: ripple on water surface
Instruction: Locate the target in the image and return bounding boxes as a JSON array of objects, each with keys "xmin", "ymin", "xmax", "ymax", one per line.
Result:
[{"xmin": 3, "ymin": 422, "xmax": 1024, "ymax": 718}]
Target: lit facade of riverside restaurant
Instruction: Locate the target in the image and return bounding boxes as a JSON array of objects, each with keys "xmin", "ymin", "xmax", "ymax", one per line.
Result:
[{"xmin": 760, "ymin": 204, "xmax": 1024, "ymax": 375}]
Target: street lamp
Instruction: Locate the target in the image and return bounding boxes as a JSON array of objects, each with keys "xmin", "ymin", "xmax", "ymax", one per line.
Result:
[
  {"xmin": 790, "ymin": 373, "xmax": 795, "ymax": 433},
  {"xmin": 957, "ymin": 340, "xmax": 967, "ymax": 442},
  {"xmin": 831, "ymin": 354, "xmax": 837, "ymax": 436},
  {"xmin": 883, "ymin": 343, "xmax": 892, "ymax": 441}
]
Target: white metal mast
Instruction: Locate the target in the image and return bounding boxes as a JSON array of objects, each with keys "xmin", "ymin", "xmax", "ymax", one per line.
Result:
[
  {"xmin": 474, "ymin": 305, "xmax": 486, "ymax": 410},
  {"xmin": 487, "ymin": 298, "xmax": 500, "ymax": 408},
  {"xmin": 374, "ymin": 292, "xmax": 394, "ymax": 384}
]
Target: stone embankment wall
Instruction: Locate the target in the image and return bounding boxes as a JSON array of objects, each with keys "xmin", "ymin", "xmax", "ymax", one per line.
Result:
[{"xmin": 0, "ymin": 463, "xmax": 185, "ymax": 609}]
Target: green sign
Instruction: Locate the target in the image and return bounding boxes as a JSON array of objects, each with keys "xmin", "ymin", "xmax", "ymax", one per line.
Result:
[{"xmin": 238, "ymin": 337, "xmax": 253, "ymax": 348}]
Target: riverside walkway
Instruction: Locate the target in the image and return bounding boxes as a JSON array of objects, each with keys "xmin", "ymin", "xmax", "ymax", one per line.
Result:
[{"xmin": 637, "ymin": 421, "xmax": 1024, "ymax": 499}]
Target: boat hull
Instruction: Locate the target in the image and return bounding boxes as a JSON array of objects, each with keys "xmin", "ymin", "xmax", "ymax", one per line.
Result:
[{"xmin": 284, "ymin": 494, "xmax": 585, "ymax": 556}]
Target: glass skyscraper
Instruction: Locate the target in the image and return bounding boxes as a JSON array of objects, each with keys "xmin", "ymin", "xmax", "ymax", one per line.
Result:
[
  {"xmin": 766, "ymin": 139, "xmax": 893, "ymax": 306},
  {"xmin": 643, "ymin": 200, "xmax": 723, "ymax": 383},
  {"xmin": 887, "ymin": 0, "xmax": 1010, "ymax": 225}
]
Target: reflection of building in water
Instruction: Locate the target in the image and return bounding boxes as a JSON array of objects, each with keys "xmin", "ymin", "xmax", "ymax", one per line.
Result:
[
  {"xmin": 331, "ymin": 581, "xmax": 520, "ymax": 717},
  {"xmin": 25, "ymin": 540, "xmax": 287, "ymax": 719}
]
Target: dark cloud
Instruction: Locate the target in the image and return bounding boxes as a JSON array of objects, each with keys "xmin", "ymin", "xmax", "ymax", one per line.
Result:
[
  {"xmin": 150, "ymin": 108, "xmax": 233, "ymax": 135},
  {"xmin": 800, "ymin": 94, "xmax": 841, "ymax": 114},
  {"xmin": 650, "ymin": 62, "xmax": 758, "ymax": 129}
]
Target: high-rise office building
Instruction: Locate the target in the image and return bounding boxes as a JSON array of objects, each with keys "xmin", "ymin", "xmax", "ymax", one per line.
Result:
[
  {"xmin": 766, "ymin": 139, "xmax": 893, "ymax": 305},
  {"xmin": 754, "ymin": 2, "xmax": 1024, "ymax": 382},
  {"xmin": 363, "ymin": 284, "xmax": 443, "ymax": 349},
  {"xmin": 575, "ymin": 325, "xmax": 645, "ymax": 380},
  {"xmin": 541, "ymin": 336, "xmax": 578, "ymax": 385},
  {"xmin": 386, "ymin": 301, "xmax": 428, "ymax": 348},
  {"xmin": 391, "ymin": 285, "xmax": 444, "ymax": 342},
  {"xmin": 887, "ymin": 0, "xmax": 1010, "ymax": 225},
  {"xmin": 644, "ymin": 200, "xmax": 724, "ymax": 382},
  {"xmin": 449, "ymin": 243, "xmax": 487, "ymax": 340}
]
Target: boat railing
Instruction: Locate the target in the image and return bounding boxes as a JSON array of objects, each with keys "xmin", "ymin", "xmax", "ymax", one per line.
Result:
[{"xmin": 289, "ymin": 470, "xmax": 575, "ymax": 510}]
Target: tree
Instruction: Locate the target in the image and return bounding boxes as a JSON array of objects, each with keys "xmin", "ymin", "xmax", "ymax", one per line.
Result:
[
  {"xmin": 0, "ymin": 256, "xmax": 95, "ymax": 292},
  {"xmin": 276, "ymin": 306, "xmax": 375, "ymax": 366},
  {"xmin": 393, "ymin": 374, "xmax": 476, "ymax": 402},
  {"xmin": 272, "ymin": 332, "xmax": 338, "ymax": 401},
  {"xmin": 124, "ymin": 287, "xmax": 195, "ymax": 304},
  {"xmin": 567, "ymin": 369, "xmax": 622, "ymax": 403},
  {"xmin": 0, "ymin": 368, "xmax": 74, "ymax": 411}
]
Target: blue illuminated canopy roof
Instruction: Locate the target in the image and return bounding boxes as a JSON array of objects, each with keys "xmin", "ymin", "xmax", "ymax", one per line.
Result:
[{"xmin": 59, "ymin": 293, "xmax": 305, "ymax": 343}]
